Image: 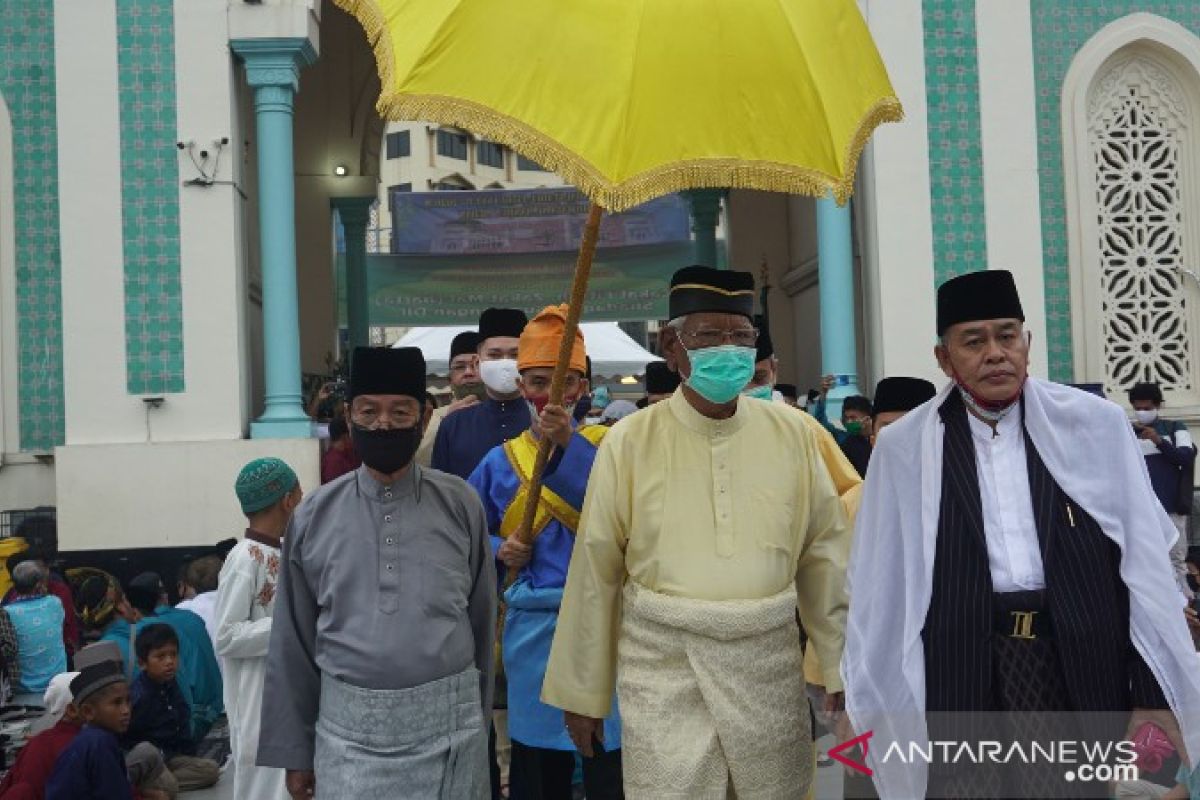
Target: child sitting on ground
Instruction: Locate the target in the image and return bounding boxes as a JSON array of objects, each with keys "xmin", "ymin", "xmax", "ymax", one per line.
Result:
[
  {"xmin": 44, "ymin": 662, "xmax": 135, "ymax": 800},
  {"xmin": 125, "ymin": 623, "xmax": 219, "ymax": 795}
]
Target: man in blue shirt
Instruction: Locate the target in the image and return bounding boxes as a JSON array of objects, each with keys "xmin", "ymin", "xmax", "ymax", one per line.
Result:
[
  {"xmin": 468, "ymin": 305, "xmax": 622, "ymax": 800},
  {"xmin": 434, "ymin": 308, "xmax": 532, "ymax": 480},
  {"xmin": 1129, "ymin": 381, "xmax": 1196, "ymax": 598}
]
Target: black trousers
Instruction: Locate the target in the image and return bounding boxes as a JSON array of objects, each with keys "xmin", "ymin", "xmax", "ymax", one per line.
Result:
[{"xmin": 508, "ymin": 739, "xmax": 624, "ymax": 800}]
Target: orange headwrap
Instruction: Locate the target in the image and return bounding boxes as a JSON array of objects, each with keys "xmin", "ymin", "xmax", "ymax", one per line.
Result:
[{"xmin": 518, "ymin": 304, "xmax": 587, "ymax": 375}]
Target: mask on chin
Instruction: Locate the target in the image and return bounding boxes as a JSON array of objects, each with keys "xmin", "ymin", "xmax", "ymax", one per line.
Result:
[
  {"xmin": 952, "ymin": 368, "xmax": 1025, "ymax": 424},
  {"xmin": 350, "ymin": 423, "xmax": 422, "ymax": 475},
  {"xmin": 451, "ymin": 382, "xmax": 488, "ymax": 402},
  {"xmin": 524, "ymin": 394, "xmax": 578, "ymax": 422}
]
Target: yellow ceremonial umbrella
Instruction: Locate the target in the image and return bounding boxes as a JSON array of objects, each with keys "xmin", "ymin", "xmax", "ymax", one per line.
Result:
[{"xmin": 336, "ymin": 0, "xmax": 902, "ymax": 553}]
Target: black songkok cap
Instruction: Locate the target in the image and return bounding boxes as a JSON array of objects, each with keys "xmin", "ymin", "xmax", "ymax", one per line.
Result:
[
  {"xmin": 754, "ymin": 315, "xmax": 774, "ymax": 363},
  {"xmin": 71, "ymin": 660, "xmax": 125, "ymax": 706},
  {"xmin": 349, "ymin": 347, "xmax": 427, "ymax": 402},
  {"xmin": 644, "ymin": 361, "xmax": 680, "ymax": 395},
  {"xmin": 936, "ymin": 270, "xmax": 1024, "ymax": 336},
  {"xmin": 775, "ymin": 383, "xmax": 798, "ymax": 401},
  {"xmin": 872, "ymin": 377, "xmax": 937, "ymax": 416},
  {"xmin": 668, "ymin": 266, "xmax": 755, "ymax": 320},
  {"xmin": 449, "ymin": 331, "xmax": 481, "ymax": 360},
  {"xmin": 478, "ymin": 308, "xmax": 528, "ymax": 342}
]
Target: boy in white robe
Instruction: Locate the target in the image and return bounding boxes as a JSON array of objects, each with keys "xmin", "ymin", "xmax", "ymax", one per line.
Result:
[{"xmin": 215, "ymin": 457, "xmax": 302, "ymax": 800}]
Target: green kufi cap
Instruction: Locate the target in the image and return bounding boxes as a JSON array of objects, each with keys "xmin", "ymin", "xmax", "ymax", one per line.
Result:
[{"xmin": 235, "ymin": 458, "xmax": 299, "ymax": 515}]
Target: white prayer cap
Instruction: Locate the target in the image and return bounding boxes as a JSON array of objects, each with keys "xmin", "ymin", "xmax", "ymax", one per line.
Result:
[
  {"xmin": 44, "ymin": 671, "xmax": 80, "ymax": 717},
  {"xmin": 28, "ymin": 670, "xmax": 80, "ymax": 735}
]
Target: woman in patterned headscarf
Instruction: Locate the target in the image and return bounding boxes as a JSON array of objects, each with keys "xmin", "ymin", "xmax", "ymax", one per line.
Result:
[{"xmin": 69, "ymin": 568, "xmax": 137, "ymax": 667}]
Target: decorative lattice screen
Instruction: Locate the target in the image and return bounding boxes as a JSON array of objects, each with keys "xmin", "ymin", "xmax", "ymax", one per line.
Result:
[{"xmin": 1089, "ymin": 56, "xmax": 1191, "ymax": 396}]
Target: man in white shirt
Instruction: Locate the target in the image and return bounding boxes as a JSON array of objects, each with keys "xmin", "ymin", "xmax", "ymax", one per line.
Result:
[
  {"xmin": 175, "ymin": 556, "xmax": 221, "ymax": 648},
  {"xmin": 844, "ymin": 270, "xmax": 1199, "ymax": 799}
]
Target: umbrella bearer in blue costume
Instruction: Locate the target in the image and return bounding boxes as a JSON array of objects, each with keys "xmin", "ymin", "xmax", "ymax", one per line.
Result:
[{"xmin": 469, "ymin": 305, "xmax": 623, "ymax": 800}]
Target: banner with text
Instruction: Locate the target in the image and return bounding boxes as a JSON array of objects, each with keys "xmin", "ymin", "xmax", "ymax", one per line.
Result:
[
  {"xmin": 339, "ymin": 241, "xmax": 696, "ymax": 325},
  {"xmin": 390, "ymin": 187, "xmax": 690, "ymax": 255}
]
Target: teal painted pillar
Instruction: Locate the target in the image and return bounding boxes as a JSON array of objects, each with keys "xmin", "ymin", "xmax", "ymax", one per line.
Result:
[
  {"xmin": 332, "ymin": 197, "xmax": 375, "ymax": 350},
  {"xmin": 817, "ymin": 196, "xmax": 860, "ymax": 420},
  {"xmin": 233, "ymin": 38, "xmax": 317, "ymax": 439},
  {"xmin": 685, "ymin": 189, "xmax": 725, "ymax": 267}
]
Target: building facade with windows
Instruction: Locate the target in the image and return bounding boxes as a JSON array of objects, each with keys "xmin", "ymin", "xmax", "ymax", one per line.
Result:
[
  {"xmin": 0, "ymin": 0, "xmax": 1198, "ymax": 552},
  {"xmin": 373, "ymin": 123, "xmax": 564, "ymax": 252}
]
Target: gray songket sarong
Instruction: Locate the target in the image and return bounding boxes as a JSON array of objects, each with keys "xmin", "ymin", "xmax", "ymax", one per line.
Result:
[{"xmin": 314, "ymin": 666, "xmax": 489, "ymax": 800}]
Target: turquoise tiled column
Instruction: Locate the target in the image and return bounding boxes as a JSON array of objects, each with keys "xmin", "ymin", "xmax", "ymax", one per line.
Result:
[
  {"xmin": 684, "ymin": 189, "xmax": 725, "ymax": 267},
  {"xmin": 332, "ymin": 197, "xmax": 375, "ymax": 350},
  {"xmin": 233, "ymin": 38, "xmax": 316, "ymax": 438},
  {"xmin": 817, "ymin": 197, "xmax": 859, "ymax": 419}
]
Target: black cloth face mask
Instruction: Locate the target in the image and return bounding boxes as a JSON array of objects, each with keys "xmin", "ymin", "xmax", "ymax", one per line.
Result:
[{"xmin": 351, "ymin": 423, "xmax": 422, "ymax": 475}]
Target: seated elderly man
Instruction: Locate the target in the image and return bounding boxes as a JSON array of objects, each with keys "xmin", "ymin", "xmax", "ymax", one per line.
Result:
[{"xmin": 6, "ymin": 561, "xmax": 66, "ymax": 695}]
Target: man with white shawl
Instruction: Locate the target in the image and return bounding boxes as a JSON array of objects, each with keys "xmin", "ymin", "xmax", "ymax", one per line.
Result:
[{"xmin": 844, "ymin": 270, "xmax": 1200, "ymax": 798}]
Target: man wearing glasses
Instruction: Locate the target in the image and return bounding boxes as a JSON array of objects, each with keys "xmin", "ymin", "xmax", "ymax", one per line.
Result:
[
  {"xmin": 259, "ymin": 347, "xmax": 496, "ymax": 800},
  {"xmin": 416, "ymin": 330, "xmax": 484, "ymax": 468},
  {"xmin": 543, "ymin": 266, "xmax": 852, "ymax": 799}
]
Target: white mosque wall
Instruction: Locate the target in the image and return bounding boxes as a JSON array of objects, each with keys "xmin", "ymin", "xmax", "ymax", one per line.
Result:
[
  {"xmin": 976, "ymin": 0, "xmax": 1050, "ymax": 378},
  {"xmin": 55, "ymin": 0, "xmax": 249, "ymax": 447},
  {"xmin": 858, "ymin": 0, "xmax": 943, "ymax": 387},
  {"xmin": 55, "ymin": 0, "xmax": 144, "ymax": 446},
  {"xmin": 169, "ymin": 0, "xmax": 253, "ymax": 441},
  {"xmin": 55, "ymin": 438, "xmax": 318, "ymax": 551}
]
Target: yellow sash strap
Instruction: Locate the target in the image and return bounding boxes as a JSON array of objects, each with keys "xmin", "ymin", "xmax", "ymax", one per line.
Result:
[{"xmin": 498, "ymin": 426, "xmax": 607, "ymax": 541}]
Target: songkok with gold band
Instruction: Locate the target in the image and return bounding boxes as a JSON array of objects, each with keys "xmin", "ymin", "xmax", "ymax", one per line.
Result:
[
  {"xmin": 517, "ymin": 304, "xmax": 587, "ymax": 374},
  {"xmin": 349, "ymin": 346, "xmax": 427, "ymax": 402},
  {"xmin": 669, "ymin": 266, "xmax": 755, "ymax": 320},
  {"xmin": 872, "ymin": 377, "xmax": 937, "ymax": 416},
  {"xmin": 936, "ymin": 270, "xmax": 1024, "ymax": 336}
]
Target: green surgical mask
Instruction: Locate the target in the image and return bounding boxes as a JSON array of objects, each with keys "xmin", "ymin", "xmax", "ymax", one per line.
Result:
[
  {"xmin": 745, "ymin": 384, "xmax": 774, "ymax": 402},
  {"xmin": 844, "ymin": 421, "xmax": 864, "ymax": 436},
  {"xmin": 683, "ymin": 345, "xmax": 757, "ymax": 405}
]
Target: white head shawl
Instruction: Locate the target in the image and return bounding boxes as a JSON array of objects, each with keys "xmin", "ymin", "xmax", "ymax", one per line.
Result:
[{"xmin": 842, "ymin": 378, "xmax": 1200, "ymax": 799}]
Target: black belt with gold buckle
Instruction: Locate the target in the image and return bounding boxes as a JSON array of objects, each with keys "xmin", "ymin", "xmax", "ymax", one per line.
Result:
[{"xmin": 992, "ymin": 591, "xmax": 1053, "ymax": 640}]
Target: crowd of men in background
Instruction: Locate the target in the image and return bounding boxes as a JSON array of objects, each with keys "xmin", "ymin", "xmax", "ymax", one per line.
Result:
[{"xmin": 0, "ymin": 266, "xmax": 1197, "ymax": 799}]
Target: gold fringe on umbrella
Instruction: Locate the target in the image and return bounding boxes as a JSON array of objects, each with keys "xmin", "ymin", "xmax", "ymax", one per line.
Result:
[{"xmin": 333, "ymin": 0, "xmax": 904, "ymax": 209}]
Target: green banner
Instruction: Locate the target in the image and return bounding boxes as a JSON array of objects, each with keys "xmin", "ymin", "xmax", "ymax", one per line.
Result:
[{"xmin": 338, "ymin": 241, "xmax": 697, "ymax": 325}]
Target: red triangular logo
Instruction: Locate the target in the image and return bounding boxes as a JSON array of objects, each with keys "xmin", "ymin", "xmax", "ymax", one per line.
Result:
[{"xmin": 827, "ymin": 730, "xmax": 874, "ymax": 776}]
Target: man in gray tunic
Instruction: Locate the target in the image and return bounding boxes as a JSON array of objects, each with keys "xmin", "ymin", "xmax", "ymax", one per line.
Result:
[{"xmin": 258, "ymin": 346, "xmax": 497, "ymax": 800}]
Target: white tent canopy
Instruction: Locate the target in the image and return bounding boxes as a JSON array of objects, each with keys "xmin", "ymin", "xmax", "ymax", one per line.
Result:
[{"xmin": 393, "ymin": 323, "xmax": 662, "ymax": 379}]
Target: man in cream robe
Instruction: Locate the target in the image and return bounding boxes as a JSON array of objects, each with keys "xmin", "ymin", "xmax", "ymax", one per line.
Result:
[{"xmin": 543, "ymin": 266, "xmax": 853, "ymax": 800}]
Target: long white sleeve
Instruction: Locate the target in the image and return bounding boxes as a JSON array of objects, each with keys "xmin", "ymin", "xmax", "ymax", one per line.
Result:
[{"xmin": 215, "ymin": 557, "xmax": 272, "ymax": 660}]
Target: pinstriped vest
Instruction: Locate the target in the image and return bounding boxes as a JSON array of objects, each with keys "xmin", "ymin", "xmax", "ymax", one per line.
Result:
[{"xmin": 922, "ymin": 391, "xmax": 1161, "ymax": 714}]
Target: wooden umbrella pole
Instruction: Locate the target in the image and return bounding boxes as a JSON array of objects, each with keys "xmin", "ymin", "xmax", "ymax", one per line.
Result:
[{"xmin": 505, "ymin": 202, "xmax": 604, "ymax": 585}]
